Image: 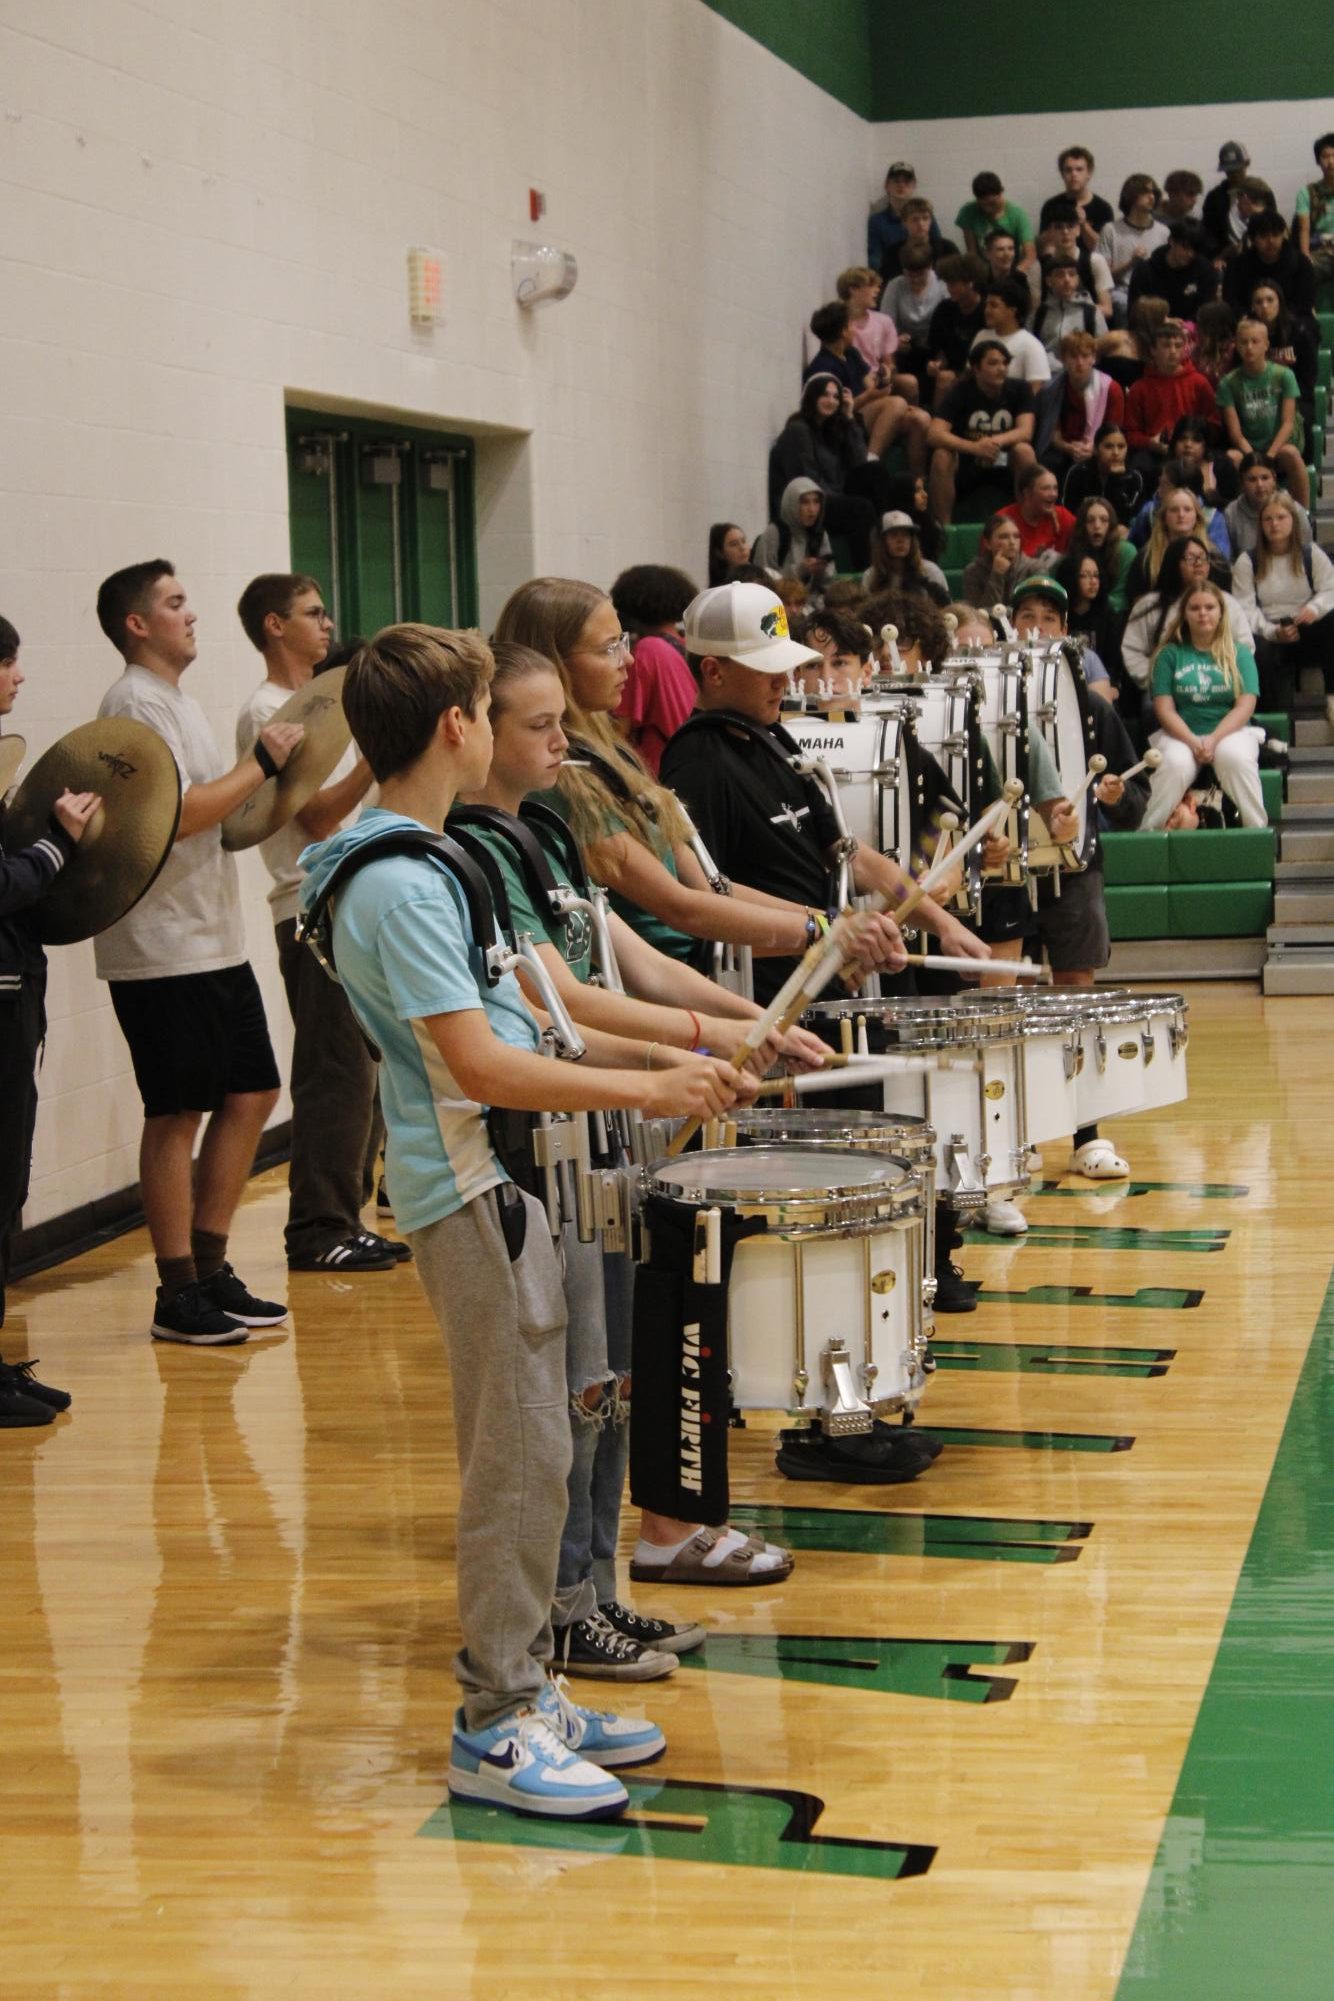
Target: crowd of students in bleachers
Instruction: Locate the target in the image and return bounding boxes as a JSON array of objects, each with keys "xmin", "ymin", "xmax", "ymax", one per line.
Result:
[{"xmin": 692, "ymin": 135, "xmax": 1334, "ymax": 832}]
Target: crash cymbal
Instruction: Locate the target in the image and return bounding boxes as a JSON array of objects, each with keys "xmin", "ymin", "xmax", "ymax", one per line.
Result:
[
  {"xmin": 0, "ymin": 733, "xmax": 26, "ymax": 803},
  {"xmin": 222, "ymin": 667, "xmax": 352, "ymax": 851},
  {"xmin": 2, "ymin": 719, "xmax": 182, "ymax": 945}
]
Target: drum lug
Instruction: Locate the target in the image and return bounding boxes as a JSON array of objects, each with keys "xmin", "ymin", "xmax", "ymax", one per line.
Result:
[
  {"xmin": 946, "ymin": 1135, "xmax": 986, "ymax": 1204},
  {"xmin": 1095, "ymin": 1025, "xmax": 1109, "ymax": 1075},
  {"xmin": 1142, "ymin": 1029, "xmax": 1155, "ymax": 1067},
  {"xmin": 821, "ymin": 1340, "xmax": 874, "ymax": 1436}
]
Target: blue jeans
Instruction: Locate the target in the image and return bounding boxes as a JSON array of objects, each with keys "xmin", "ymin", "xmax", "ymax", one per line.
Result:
[{"xmin": 554, "ymin": 1224, "xmax": 633, "ymax": 1622}]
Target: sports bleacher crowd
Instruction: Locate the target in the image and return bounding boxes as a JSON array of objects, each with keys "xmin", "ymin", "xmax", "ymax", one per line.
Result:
[{"xmin": 679, "ymin": 136, "xmax": 1334, "ymax": 835}]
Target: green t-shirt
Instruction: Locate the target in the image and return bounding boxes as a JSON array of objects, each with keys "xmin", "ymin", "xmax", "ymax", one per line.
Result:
[
  {"xmin": 955, "ymin": 197, "xmax": 1032, "ymax": 247},
  {"xmin": 1151, "ymin": 642, "xmax": 1259, "ymax": 735},
  {"xmin": 460, "ymin": 814, "xmax": 593, "ymax": 984},
  {"xmin": 1295, "ymin": 181, "xmax": 1334, "ymax": 242},
  {"xmin": 1217, "ymin": 363, "xmax": 1303, "ymax": 452},
  {"xmin": 1106, "ymin": 535, "xmax": 1139, "ymax": 614},
  {"xmin": 532, "ymin": 783, "xmax": 696, "ymax": 967}
]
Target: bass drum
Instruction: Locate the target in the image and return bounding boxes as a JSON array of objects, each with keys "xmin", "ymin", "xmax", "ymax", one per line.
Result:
[
  {"xmin": 941, "ymin": 652, "xmax": 1030, "ymax": 889},
  {"xmin": 894, "ymin": 677, "xmax": 986, "ymax": 919},
  {"xmin": 1024, "ymin": 639, "xmax": 1095, "ymax": 872},
  {"xmin": 784, "ymin": 705, "xmax": 918, "ymax": 877}
]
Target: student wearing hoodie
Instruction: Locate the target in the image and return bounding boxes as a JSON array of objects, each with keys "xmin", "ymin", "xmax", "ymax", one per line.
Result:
[
  {"xmin": 752, "ymin": 479, "xmax": 836, "ymax": 601},
  {"xmin": 298, "ymin": 621, "xmax": 748, "ymax": 1821},
  {"xmin": 1224, "ymin": 455, "xmax": 1313, "ymax": 557},
  {"xmin": 1124, "ymin": 321, "xmax": 1218, "ymax": 480},
  {"xmin": 1127, "ymin": 221, "xmax": 1219, "ymax": 320},
  {"xmin": 1223, "ymin": 210, "xmax": 1317, "ymax": 321},
  {"xmin": 768, "ymin": 375, "xmax": 880, "ymax": 566}
]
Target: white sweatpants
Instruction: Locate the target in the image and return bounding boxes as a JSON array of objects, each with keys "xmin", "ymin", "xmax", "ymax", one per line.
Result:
[{"xmin": 1142, "ymin": 728, "xmax": 1267, "ymax": 830}]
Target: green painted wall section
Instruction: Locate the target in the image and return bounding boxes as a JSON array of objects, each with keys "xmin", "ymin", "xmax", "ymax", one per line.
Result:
[
  {"xmin": 703, "ymin": 0, "xmax": 1331, "ymax": 122},
  {"xmin": 699, "ymin": 0, "xmax": 874, "ymax": 118}
]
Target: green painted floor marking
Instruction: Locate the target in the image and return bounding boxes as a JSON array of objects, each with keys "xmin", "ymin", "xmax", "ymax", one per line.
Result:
[
  {"xmin": 963, "ymin": 1224, "xmax": 1228, "ymax": 1253},
  {"xmin": 933, "ymin": 1338, "xmax": 1174, "ymax": 1379},
  {"xmin": 732, "ymin": 1503, "xmax": 1090, "ymax": 1564},
  {"xmin": 1037, "ymin": 1180, "xmax": 1248, "ymax": 1200},
  {"xmin": 975, "ymin": 1284, "xmax": 1202, "ymax": 1310},
  {"xmin": 423, "ymin": 1779, "xmax": 934, "ymax": 1881},
  {"xmin": 1116, "ymin": 1266, "xmax": 1334, "ymax": 2000},
  {"xmin": 677, "ymin": 1633, "xmax": 1034, "ymax": 1702},
  {"xmin": 928, "ymin": 1425, "xmax": 1134, "ymax": 1452}
]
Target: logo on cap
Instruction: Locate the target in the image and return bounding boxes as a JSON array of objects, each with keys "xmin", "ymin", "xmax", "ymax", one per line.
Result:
[{"xmin": 761, "ymin": 607, "xmax": 790, "ymax": 641}]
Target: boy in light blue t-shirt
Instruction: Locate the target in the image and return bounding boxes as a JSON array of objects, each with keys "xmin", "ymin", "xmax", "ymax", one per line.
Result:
[{"xmin": 299, "ymin": 623, "xmax": 741, "ymax": 1822}]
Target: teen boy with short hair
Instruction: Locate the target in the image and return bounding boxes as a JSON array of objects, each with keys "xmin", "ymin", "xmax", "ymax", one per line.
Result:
[
  {"xmin": 299, "ymin": 623, "xmax": 743, "ymax": 1819},
  {"xmin": 95, "ymin": 559, "xmax": 305, "ymax": 1347},
  {"xmin": 234, "ymin": 572, "xmax": 391, "ymax": 1274}
]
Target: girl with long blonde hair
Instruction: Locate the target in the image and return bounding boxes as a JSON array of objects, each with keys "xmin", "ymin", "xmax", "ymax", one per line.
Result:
[
  {"xmin": 1144, "ymin": 581, "xmax": 1265, "ymax": 826},
  {"xmin": 1232, "ymin": 493, "xmax": 1334, "ymax": 717},
  {"xmin": 492, "ymin": 578, "xmax": 822, "ymax": 968}
]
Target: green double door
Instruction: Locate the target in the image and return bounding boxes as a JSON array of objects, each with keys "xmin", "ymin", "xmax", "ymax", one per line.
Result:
[{"xmin": 285, "ymin": 407, "xmax": 478, "ymax": 639}]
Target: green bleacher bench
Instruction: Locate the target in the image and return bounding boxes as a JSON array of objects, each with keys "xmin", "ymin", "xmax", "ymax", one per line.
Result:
[
  {"xmin": 1166, "ymin": 826, "xmax": 1275, "ymax": 883},
  {"xmin": 1317, "ymin": 349, "xmax": 1332, "ymax": 393},
  {"xmin": 1316, "ymin": 310, "xmax": 1334, "ymax": 347},
  {"xmin": 1262, "ymin": 768, "xmax": 1284, "ymax": 824},
  {"xmin": 943, "ymin": 521, "xmax": 985, "ymax": 564},
  {"xmin": 1105, "ymin": 884, "xmax": 1170, "ymax": 939},
  {"xmin": 1101, "ymin": 831, "xmax": 1169, "ymax": 885},
  {"xmin": 1166, "ymin": 881, "xmax": 1273, "ymax": 936},
  {"xmin": 1253, "ymin": 710, "xmax": 1288, "ymax": 739},
  {"xmin": 943, "ymin": 567, "xmax": 965, "ymax": 597}
]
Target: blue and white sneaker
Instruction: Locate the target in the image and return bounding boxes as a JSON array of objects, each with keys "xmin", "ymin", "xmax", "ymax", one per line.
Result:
[
  {"xmin": 447, "ymin": 1704, "xmax": 628, "ymax": 1821},
  {"xmin": 537, "ymin": 1674, "xmax": 666, "ymax": 1769}
]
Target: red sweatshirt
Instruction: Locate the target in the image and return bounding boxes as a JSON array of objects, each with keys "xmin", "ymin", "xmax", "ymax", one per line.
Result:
[{"xmin": 1125, "ymin": 365, "xmax": 1218, "ymax": 450}]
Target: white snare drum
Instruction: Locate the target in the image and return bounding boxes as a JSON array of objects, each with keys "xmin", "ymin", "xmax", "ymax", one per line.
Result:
[
  {"xmin": 944, "ymin": 988, "xmax": 1083, "ymax": 1147},
  {"xmin": 645, "ymin": 1146, "xmax": 929, "ymax": 1430},
  {"xmin": 1018, "ymin": 989, "xmax": 1151, "ymax": 1124},
  {"xmin": 785, "ymin": 707, "xmax": 917, "ymax": 875},
  {"xmin": 804, "ymin": 995, "xmax": 1030, "ymax": 1204},
  {"xmin": 725, "ymin": 1105, "xmax": 939, "ymax": 1316}
]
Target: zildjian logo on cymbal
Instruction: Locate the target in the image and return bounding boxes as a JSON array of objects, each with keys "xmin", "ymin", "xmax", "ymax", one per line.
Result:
[{"xmin": 96, "ymin": 750, "xmax": 137, "ymax": 780}]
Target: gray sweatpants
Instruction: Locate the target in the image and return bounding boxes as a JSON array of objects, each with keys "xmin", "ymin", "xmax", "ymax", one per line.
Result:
[{"xmin": 408, "ymin": 1185, "xmax": 570, "ymax": 1731}]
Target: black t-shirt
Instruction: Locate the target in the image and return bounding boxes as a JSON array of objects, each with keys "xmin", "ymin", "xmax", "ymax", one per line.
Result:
[
  {"xmin": 940, "ymin": 376, "xmax": 1033, "ymax": 449},
  {"xmin": 927, "ymin": 297, "xmax": 985, "ymax": 373},
  {"xmin": 804, "ymin": 343, "xmax": 869, "ymax": 398},
  {"xmin": 1039, "ymin": 192, "xmax": 1115, "ymax": 236},
  {"xmin": 1127, "ymin": 248, "xmax": 1218, "ymax": 319},
  {"xmin": 659, "ymin": 714, "xmax": 841, "ymax": 1005}
]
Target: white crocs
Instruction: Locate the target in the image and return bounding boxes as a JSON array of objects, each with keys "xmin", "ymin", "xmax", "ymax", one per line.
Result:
[{"xmin": 1070, "ymin": 1138, "xmax": 1130, "ymax": 1179}]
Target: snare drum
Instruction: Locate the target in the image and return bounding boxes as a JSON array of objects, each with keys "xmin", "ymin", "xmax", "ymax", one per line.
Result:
[
  {"xmin": 804, "ymin": 995, "xmax": 1030, "ymax": 1204},
  {"xmin": 644, "ymin": 1146, "xmax": 929, "ymax": 1429},
  {"xmin": 725, "ymin": 1105, "xmax": 939, "ymax": 1315},
  {"xmin": 1138, "ymin": 993, "xmax": 1189, "ymax": 1111},
  {"xmin": 784, "ymin": 707, "xmax": 917, "ymax": 876},
  {"xmin": 946, "ymin": 988, "xmax": 1084, "ymax": 1147},
  {"xmin": 1018, "ymin": 989, "xmax": 1151, "ymax": 1125}
]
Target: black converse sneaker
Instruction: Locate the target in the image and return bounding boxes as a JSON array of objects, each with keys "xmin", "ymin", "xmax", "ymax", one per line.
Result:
[
  {"xmin": 551, "ymin": 1607, "xmax": 677, "ymax": 1681},
  {"xmin": 354, "ymin": 1229, "xmax": 411, "ymax": 1265},
  {"xmin": 2, "ymin": 1359, "xmax": 72, "ymax": 1412},
  {"xmin": 201, "ymin": 1263, "xmax": 288, "ymax": 1326},
  {"xmin": 598, "ymin": 1599, "xmax": 706, "ymax": 1656},
  {"xmin": 151, "ymin": 1281, "xmax": 249, "ymax": 1347}
]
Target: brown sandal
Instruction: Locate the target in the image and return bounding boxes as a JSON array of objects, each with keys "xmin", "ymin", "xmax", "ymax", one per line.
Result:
[{"xmin": 629, "ymin": 1525, "xmax": 795, "ymax": 1587}]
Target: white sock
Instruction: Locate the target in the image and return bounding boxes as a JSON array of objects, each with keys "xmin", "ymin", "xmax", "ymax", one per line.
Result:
[{"xmin": 633, "ymin": 1527, "xmax": 785, "ymax": 1574}]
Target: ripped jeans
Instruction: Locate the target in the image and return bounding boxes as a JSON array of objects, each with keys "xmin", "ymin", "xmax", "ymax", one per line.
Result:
[{"xmin": 554, "ymin": 1222, "xmax": 633, "ymax": 1624}]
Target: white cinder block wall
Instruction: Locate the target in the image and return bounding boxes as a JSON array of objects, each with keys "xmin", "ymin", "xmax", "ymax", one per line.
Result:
[
  {"xmin": 1, "ymin": 0, "xmax": 869, "ymax": 1232},
  {"xmin": 867, "ymin": 99, "xmax": 1334, "ymax": 251}
]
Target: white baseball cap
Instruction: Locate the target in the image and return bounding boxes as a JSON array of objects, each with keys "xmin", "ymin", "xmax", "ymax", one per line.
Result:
[{"xmin": 682, "ymin": 582, "xmax": 823, "ymax": 673}]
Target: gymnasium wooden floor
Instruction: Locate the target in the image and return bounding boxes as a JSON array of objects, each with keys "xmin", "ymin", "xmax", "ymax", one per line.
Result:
[{"xmin": 5, "ymin": 984, "xmax": 1333, "ymax": 2000}]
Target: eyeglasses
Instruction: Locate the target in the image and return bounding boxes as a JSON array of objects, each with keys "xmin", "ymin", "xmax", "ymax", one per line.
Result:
[
  {"xmin": 291, "ymin": 607, "xmax": 333, "ymax": 624},
  {"xmin": 582, "ymin": 633, "xmax": 632, "ymax": 662}
]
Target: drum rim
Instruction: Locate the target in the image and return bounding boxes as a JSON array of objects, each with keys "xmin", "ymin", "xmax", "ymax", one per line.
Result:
[{"xmin": 647, "ymin": 1143, "xmax": 914, "ymax": 1202}]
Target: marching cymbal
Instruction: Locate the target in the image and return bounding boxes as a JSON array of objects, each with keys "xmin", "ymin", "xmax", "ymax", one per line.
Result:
[
  {"xmin": 2, "ymin": 718, "xmax": 182, "ymax": 945},
  {"xmin": 0, "ymin": 733, "xmax": 26, "ymax": 803},
  {"xmin": 222, "ymin": 667, "xmax": 352, "ymax": 851}
]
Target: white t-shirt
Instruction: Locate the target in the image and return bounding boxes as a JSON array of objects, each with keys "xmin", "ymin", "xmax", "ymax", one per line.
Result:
[
  {"xmin": 94, "ymin": 665, "xmax": 245, "ymax": 982},
  {"xmin": 972, "ymin": 325, "xmax": 1052, "ymax": 385},
  {"xmin": 235, "ymin": 678, "xmax": 360, "ymax": 926}
]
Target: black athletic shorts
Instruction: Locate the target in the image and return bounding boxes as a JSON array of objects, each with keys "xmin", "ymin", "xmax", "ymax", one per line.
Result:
[
  {"xmin": 1033, "ymin": 866, "xmax": 1110, "ymax": 973},
  {"xmin": 110, "ymin": 962, "xmax": 280, "ymax": 1118},
  {"xmin": 975, "ymin": 884, "xmax": 1031, "ymax": 944}
]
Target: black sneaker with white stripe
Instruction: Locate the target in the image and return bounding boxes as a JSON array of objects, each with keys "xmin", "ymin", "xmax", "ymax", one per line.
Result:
[
  {"xmin": 288, "ymin": 1237, "xmax": 395, "ymax": 1274},
  {"xmin": 151, "ymin": 1280, "xmax": 248, "ymax": 1347},
  {"xmin": 201, "ymin": 1263, "xmax": 289, "ymax": 1325},
  {"xmin": 598, "ymin": 1599, "xmax": 706, "ymax": 1656},
  {"xmin": 551, "ymin": 1607, "xmax": 677, "ymax": 1681},
  {"xmin": 354, "ymin": 1229, "xmax": 411, "ymax": 1265}
]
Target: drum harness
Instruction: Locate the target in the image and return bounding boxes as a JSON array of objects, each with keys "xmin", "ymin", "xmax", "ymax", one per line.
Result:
[{"xmin": 298, "ymin": 823, "xmax": 618, "ymax": 1248}]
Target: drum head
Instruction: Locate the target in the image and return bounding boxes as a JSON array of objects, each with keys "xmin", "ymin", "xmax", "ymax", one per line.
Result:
[
  {"xmin": 649, "ymin": 1145, "xmax": 909, "ymax": 1206},
  {"xmin": 731, "ymin": 1107, "xmax": 933, "ymax": 1154}
]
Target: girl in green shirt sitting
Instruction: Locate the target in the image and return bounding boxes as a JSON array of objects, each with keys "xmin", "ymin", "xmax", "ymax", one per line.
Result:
[{"xmin": 1145, "ymin": 581, "xmax": 1265, "ymax": 827}]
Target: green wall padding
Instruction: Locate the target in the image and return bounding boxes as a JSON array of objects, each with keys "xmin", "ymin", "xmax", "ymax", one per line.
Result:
[{"xmin": 699, "ymin": 0, "xmax": 874, "ymax": 116}]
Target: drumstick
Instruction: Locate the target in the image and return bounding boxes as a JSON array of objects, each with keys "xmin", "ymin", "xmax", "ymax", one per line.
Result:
[
  {"xmin": 991, "ymin": 604, "xmax": 1018, "ymax": 641},
  {"xmin": 1080, "ymin": 747, "xmax": 1162, "ymax": 796},
  {"xmin": 879, "ymin": 623, "xmax": 903, "ymax": 675},
  {"xmin": 901, "ymin": 951, "xmax": 1045, "ymax": 975},
  {"xmin": 1078, "ymin": 754, "xmax": 1109, "ymax": 795},
  {"xmin": 667, "ymin": 782, "xmax": 1023, "ymax": 1156}
]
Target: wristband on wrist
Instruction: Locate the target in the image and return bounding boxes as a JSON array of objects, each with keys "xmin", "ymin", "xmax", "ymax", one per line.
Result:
[
  {"xmin": 253, "ymin": 738, "xmax": 279, "ymax": 782},
  {"xmin": 685, "ymin": 1009, "xmax": 702, "ymax": 1051}
]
